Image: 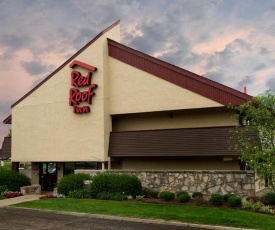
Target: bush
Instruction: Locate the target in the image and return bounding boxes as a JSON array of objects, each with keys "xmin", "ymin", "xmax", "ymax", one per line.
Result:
[
  {"xmin": 178, "ymin": 193, "xmax": 191, "ymax": 203},
  {"xmin": 0, "ymin": 185, "xmax": 8, "ymax": 194},
  {"xmin": 262, "ymin": 192, "xmax": 275, "ymax": 205},
  {"xmin": 0, "ymin": 168, "xmax": 31, "ymax": 191},
  {"xmin": 68, "ymin": 189, "xmax": 92, "ymax": 199},
  {"xmin": 223, "ymin": 194, "xmax": 236, "ymax": 202},
  {"xmin": 176, "ymin": 191, "xmax": 188, "ymax": 197},
  {"xmin": 0, "ymin": 195, "xmax": 6, "ymax": 200},
  {"xmin": 96, "ymin": 192, "xmax": 126, "ymax": 201},
  {"xmin": 192, "ymin": 192, "xmax": 203, "ymax": 199},
  {"xmin": 210, "ymin": 194, "xmax": 223, "ymax": 206},
  {"xmin": 159, "ymin": 191, "xmax": 175, "ymax": 201},
  {"xmin": 57, "ymin": 173, "xmax": 92, "ymax": 196},
  {"xmin": 90, "ymin": 173, "xmax": 142, "ymax": 198},
  {"xmin": 141, "ymin": 188, "xmax": 159, "ymax": 198},
  {"xmin": 147, "ymin": 190, "xmax": 159, "ymax": 198},
  {"xmin": 228, "ymin": 196, "xmax": 242, "ymax": 207}
]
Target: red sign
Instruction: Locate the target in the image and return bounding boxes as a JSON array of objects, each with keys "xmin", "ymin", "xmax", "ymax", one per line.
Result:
[{"xmin": 69, "ymin": 61, "xmax": 97, "ymax": 114}]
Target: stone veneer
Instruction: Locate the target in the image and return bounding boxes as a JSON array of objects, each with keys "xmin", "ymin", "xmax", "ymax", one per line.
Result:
[{"xmin": 75, "ymin": 170, "xmax": 255, "ymax": 198}]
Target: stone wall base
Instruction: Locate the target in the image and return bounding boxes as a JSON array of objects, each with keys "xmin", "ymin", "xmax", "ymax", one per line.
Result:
[{"xmin": 75, "ymin": 170, "xmax": 255, "ymax": 198}]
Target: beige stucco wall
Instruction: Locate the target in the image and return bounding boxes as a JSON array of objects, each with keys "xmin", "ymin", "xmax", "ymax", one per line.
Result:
[
  {"xmin": 111, "ymin": 157, "xmax": 240, "ymax": 170},
  {"xmin": 109, "ymin": 57, "xmax": 223, "ymax": 115},
  {"xmin": 112, "ymin": 107, "xmax": 237, "ymax": 131},
  {"xmin": 12, "ymin": 24, "xmax": 120, "ymax": 162}
]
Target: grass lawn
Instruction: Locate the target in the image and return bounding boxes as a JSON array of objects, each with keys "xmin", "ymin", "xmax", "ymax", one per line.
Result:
[
  {"xmin": 13, "ymin": 198, "xmax": 275, "ymax": 230},
  {"xmin": 0, "ymin": 160, "xmax": 12, "ymax": 171}
]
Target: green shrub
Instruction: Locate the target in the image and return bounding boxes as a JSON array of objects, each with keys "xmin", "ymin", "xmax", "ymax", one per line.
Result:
[
  {"xmin": 159, "ymin": 191, "xmax": 175, "ymax": 201},
  {"xmin": 178, "ymin": 193, "xmax": 191, "ymax": 203},
  {"xmin": 176, "ymin": 191, "xmax": 188, "ymax": 197},
  {"xmin": 223, "ymin": 194, "xmax": 236, "ymax": 202},
  {"xmin": 90, "ymin": 173, "xmax": 142, "ymax": 198},
  {"xmin": 68, "ymin": 189, "xmax": 92, "ymax": 199},
  {"xmin": 136, "ymin": 195, "xmax": 145, "ymax": 200},
  {"xmin": 192, "ymin": 192, "xmax": 203, "ymax": 199},
  {"xmin": 228, "ymin": 196, "xmax": 242, "ymax": 207},
  {"xmin": 141, "ymin": 188, "xmax": 159, "ymax": 198},
  {"xmin": 251, "ymin": 202, "xmax": 263, "ymax": 211},
  {"xmin": 0, "ymin": 185, "xmax": 8, "ymax": 194},
  {"xmin": 147, "ymin": 190, "xmax": 159, "ymax": 198},
  {"xmin": 0, "ymin": 168, "xmax": 31, "ymax": 191},
  {"xmin": 97, "ymin": 192, "xmax": 126, "ymax": 201},
  {"xmin": 210, "ymin": 194, "xmax": 223, "ymax": 206},
  {"xmin": 57, "ymin": 173, "xmax": 92, "ymax": 196},
  {"xmin": 262, "ymin": 192, "xmax": 275, "ymax": 205},
  {"xmin": 242, "ymin": 201, "xmax": 253, "ymax": 209}
]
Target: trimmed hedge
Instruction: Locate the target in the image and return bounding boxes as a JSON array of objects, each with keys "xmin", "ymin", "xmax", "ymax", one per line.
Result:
[
  {"xmin": 90, "ymin": 173, "xmax": 142, "ymax": 198},
  {"xmin": 178, "ymin": 193, "xmax": 191, "ymax": 203},
  {"xmin": 142, "ymin": 188, "xmax": 159, "ymax": 198},
  {"xmin": 159, "ymin": 191, "xmax": 175, "ymax": 201},
  {"xmin": 0, "ymin": 168, "xmax": 31, "ymax": 191},
  {"xmin": 228, "ymin": 196, "xmax": 242, "ymax": 207},
  {"xmin": 210, "ymin": 194, "xmax": 223, "ymax": 206},
  {"xmin": 176, "ymin": 191, "xmax": 188, "ymax": 197},
  {"xmin": 192, "ymin": 192, "xmax": 203, "ymax": 198},
  {"xmin": 262, "ymin": 192, "xmax": 275, "ymax": 205},
  {"xmin": 57, "ymin": 173, "xmax": 92, "ymax": 196}
]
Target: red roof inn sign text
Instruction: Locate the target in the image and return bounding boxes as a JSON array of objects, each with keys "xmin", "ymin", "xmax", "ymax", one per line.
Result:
[{"xmin": 69, "ymin": 60, "xmax": 98, "ymax": 114}]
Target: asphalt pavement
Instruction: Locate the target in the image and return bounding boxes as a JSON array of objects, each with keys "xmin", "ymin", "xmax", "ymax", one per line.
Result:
[{"xmin": 0, "ymin": 207, "xmax": 213, "ymax": 230}]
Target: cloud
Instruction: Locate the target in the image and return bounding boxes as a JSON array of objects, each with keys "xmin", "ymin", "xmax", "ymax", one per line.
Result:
[
  {"xmin": 203, "ymin": 71, "xmax": 225, "ymax": 84},
  {"xmin": 267, "ymin": 78, "xmax": 275, "ymax": 90},
  {"xmin": 21, "ymin": 60, "xmax": 48, "ymax": 76},
  {"xmin": 253, "ymin": 63, "xmax": 267, "ymax": 72}
]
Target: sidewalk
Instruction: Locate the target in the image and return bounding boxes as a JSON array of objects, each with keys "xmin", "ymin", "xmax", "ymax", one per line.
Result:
[{"xmin": 0, "ymin": 194, "xmax": 41, "ymax": 206}]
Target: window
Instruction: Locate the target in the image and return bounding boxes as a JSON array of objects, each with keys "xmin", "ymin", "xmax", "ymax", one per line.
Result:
[{"xmin": 64, "ymin": 162, "xmax": 98, "ymax": 175}]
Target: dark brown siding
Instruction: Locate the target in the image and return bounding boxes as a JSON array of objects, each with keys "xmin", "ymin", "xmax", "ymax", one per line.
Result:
[
  {"xmin": 108, "ymin": 39, "xmax": 253, "ymax": 106},
  {"xmin": 109, "ymin": 126, "xmax": 244, "ymax": 157},
  {"xmin": 1, "ymin": 137, "xmax": 11, "ymax": 159}
]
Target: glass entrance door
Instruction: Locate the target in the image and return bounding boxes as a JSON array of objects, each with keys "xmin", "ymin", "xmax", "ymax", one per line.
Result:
[{"xmin": 39, "ymin": 162, "xmax": 57, "ymax": 191}]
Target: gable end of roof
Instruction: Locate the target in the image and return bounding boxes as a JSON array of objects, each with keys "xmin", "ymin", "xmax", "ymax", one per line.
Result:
[
  {"xmin": 107, "ymin": 39, "xmax": 253, "ymax": 106},
  {"xmin": 11, "ymin": 21, "xmax": 120, "ymax": 108}
]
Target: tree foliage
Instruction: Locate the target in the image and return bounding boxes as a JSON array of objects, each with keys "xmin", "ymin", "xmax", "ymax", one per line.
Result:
[{"xmin": 230, "ymin": 90, "xmax": 275, "ymax": 191}]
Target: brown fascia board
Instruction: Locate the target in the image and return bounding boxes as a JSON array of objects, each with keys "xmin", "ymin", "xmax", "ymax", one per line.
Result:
[
  {"xmin": 3, "ymin": 115, "xmax": 11, "ymax": 124},
  {"xmin": 108, "ymin": 39, "xmax": 253, "ymax": 106},
  {"xmin": 10, "ymin": 20, "xmax": 120, "ymax": 109}
]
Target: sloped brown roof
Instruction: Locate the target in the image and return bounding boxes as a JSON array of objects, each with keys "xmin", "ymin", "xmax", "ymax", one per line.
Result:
[
  {"xmin": 0, "ymin": 137, "xmax": 11, "ymax": 158},
  {"xmin": 3, "ymin": 115, "xmax": 11, "ymax": 124},
  {"xmin": 108, "ymin": 39, "xmax": 253, "ymax": 106},
  {"xmin": 109, "ymin": 126, "xmax": 244, "ymax": 157}
]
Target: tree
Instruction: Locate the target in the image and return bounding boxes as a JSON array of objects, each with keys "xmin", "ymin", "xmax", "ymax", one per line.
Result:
[{"xmin": 230, "ymin": 90, "xmax": 275, "ymax": 192}]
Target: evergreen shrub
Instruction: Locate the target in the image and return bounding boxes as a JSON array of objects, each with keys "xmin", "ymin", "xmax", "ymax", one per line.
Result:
[
  {"xmin": 90, "ymin": 173, "xmax": 142, "ymax": 198},
  {"xmin": 210, "ymin": 194, "xmax": 223, "ymax": 206},
  {"xmin": 159, "ymin": 191, "xmax": 175, "ymax": 201},
  {"xmin": 178, "ymin": 193, "xmax": 191, "ymax": 203},
  {"xmin": 176, "ymin": 191, "xmax": 188, "ymax": 197},
  {"xmin": 0, "ymin": 168, "xmax": 31, "ymax": 191},
  {"xmin": 223, "ymin": 194, "xmax": 236, "ymax": 202},
  {"xmin": 262, "ymin": 192, "xmax": 275, "ymax": 205},
  {"xmin": 57, "ymin": 173, "xmax": 92, "ymax": 196},
  {"xmin": 227, "ymin": 196, "xmax": 242, "ymax": 207},
  {"xmin": 192, "ymin": 192, "xmax": 203, "ymax": 198}
]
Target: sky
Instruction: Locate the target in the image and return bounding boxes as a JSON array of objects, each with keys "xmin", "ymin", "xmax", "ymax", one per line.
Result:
[{"xmin": 0, "ymin": 0, "xmax": 275, "ymax": 144}]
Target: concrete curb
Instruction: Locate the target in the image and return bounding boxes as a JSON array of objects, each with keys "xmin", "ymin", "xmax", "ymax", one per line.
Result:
[{"xmin": 7, "ymin": 206, "xmax": 256, "ymax": 230}]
